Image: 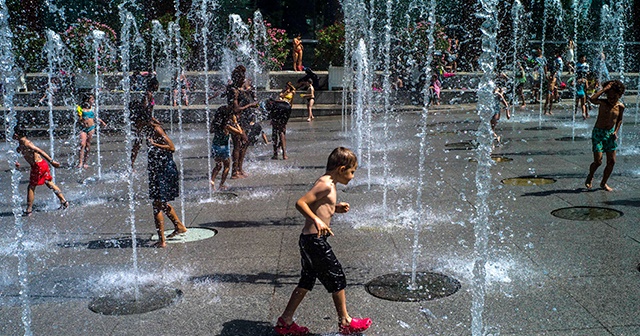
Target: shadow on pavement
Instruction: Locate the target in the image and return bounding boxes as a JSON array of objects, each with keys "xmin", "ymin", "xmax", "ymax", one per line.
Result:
[{"xmin": 604, "ymin": 199, "xmax": 640, "ymax": 207}]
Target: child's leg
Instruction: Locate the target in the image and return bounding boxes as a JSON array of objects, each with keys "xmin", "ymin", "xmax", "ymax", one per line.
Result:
[
  {"xmin": 77, "ymin": 132, "xmax": 88, "ymax": 167},
  {"xmin": 44, "ymin": 181, "xmax": 68, "ymax": 207},
  {"xmin": 219, "ymin": 158, "xmax": 231, "ymax": 189},
  {"xmin": 581, "ymin": 98, "xmax": 588, "ymax": 118},
  {"xmin": 281, "ymin": 131, "xmax": 287, "ymax": 160},
  {"xmin": 331, "ymin": 289, "xmax": 352, "ymax": 326},
  {"xmin": 585, "ymin": 151, "xmax": 603, "ymax": 189},
  {"xmin": 210, "ymin": 159, "xmax": 223, "ymax": 187},
  {"xmin": 238, "ymin": 141, "xmax": 248, "ymax": 176},
  {"xmin": 600, "ymin": 151, "xmax": 616, "ymax": 191},
  {"xmin": 162, "ymin": 202, "xmax": 187, "ymax": 236},
  {"xmin": 279, "ymin": 287, "xmax": 309, "ymax": 325},
  {"xmin": 25, "ymin": 185, "xmax": 36, "ymax": 213},
  {"xmin": 231, "ymin": 137, "xmax": 241, "ymax": 177},
  {"xmin": 152, "ymin": 201, "xmax": 167, "ymax": 247}
]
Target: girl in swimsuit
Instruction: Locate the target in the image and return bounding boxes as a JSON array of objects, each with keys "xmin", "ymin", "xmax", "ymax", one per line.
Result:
[
  {"xmin": 300, "ymin": 79, "xmax": 315, "ymax": 122},
  {"xmin": 77, "ymin": 94, "xmax": 107, "ymax": 168},
  {"xmin": 292, "ymin": 35, "xmax": 303, "ymax": 71}
]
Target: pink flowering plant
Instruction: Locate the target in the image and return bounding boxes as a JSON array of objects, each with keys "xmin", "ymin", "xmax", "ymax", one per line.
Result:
[
  {"xmin": 62, "ymin": 18, "xmax": 118, "ymax": 72},
  {"xmin": 244, "ymin": 18, "xmax": 288, "ymax": 71},
  {"xmin": 315, "ymin": 22, "xmax": 345, "ymax": 68}
]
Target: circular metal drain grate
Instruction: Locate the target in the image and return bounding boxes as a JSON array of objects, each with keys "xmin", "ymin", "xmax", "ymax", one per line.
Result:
[
  {"xmin": 151, "ymin": 228, "xmax": 217, "ymax": 244},
  {"xmin": 365, "ymin": 272, "xmax": 461, "ymax": 302},
  {"xmin": 89, "ymin": 286, "xmax": 182, "ymax": 315},
  {"xmin": 342, "ymin": 184, "xmax": 384, "ymax": 194},
  {"xmin": 501, "ymin": 177, "xmax": 556, "ymax": 186},
  {"xmin": 445, "ymin": 141, "xmax": 478, "ymax": 150},
  {"xmin": 525, "ymin": 126, "xmax": 557, "ymax": 130},
  {"xmin": 556, "ymin": 136, "xmax": 589, "ymax": 141},
  {"xmin": 551, "ymin": 206, "xmax": 623, "ymax": 221}
]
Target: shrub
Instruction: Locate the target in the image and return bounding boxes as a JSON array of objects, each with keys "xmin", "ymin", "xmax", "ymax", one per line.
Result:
[
  {"xmin": 315, "ymin": 22, "xmax": 345, "ymax": 68},
  {"xmin": 61, "ymin": 18, "xmax": 118, "ymax": 72}
]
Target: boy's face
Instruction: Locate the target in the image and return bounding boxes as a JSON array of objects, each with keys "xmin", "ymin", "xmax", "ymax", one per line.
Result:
[{"xmin": 337, "ymin": 165, "xmax": 357, "ymax": 185}]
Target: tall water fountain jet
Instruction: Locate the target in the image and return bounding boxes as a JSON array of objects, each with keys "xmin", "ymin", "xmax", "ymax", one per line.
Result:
[
  {"xmin": 92, "ymin": 30, "xmax": 106, "ymax": 179},
  {"xmin": 43, "ymin": 30, "xmax": 68, "ymax": 181},
  {"xmin": 191, "ymin": 0, "xmax": 219, "ymax": 199},
  {"xmin": 510, "ymin": 0, "xmax": 524, "ymax": 117},
  {"xmin": 1, "ymin": 1, "xmax": 31, "ymax": 334},
  {"xmin": 252, "ymin": 10, "xmax": 268, "ymax": 89},
  {"xmin": 118, "ymin": 2, "xmax": 141, "ymax": 298},
  {"xmin": 539, "ymin": 0, "xmax": 565, "ymax": 127},
  {"xmin": 150, "ymin": 20, "xmax": 173, "ymax": 130},
  {"xmin": 168, "ymin": 20, "xmax": 187, "ymax": 224},
  {"xmin": 352, "ymin": 39, "xmax": 373, "ymax": 187},
  {"xmin": 381, "ymin": 0, "xmax": 394, "ymax": 219},
  {"xmin": 473, "ymin": 0, "xmax": 499, "ymax": 333},
  {"xmin": 222, "ymin": 15, "xmax": 259, "ymax": 84},
  {"xmin": 411, "ymin": 0, "xmax": 436, "ymax": 290}
]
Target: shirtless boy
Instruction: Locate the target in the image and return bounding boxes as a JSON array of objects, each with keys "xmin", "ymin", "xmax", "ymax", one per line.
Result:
[
  {"xmin": 14, "ymin": 127, "xmax": 69, "ymax": 216},
  {"xmin": 275, "ymin": 147, "xmax": 371, "ymax": 335},
  {"xmin": 585, "ymin": 80, "xmax": 625, "ymax": 192}
]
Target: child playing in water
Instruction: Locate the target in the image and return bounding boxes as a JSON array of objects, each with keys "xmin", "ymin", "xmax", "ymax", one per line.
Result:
[
  {"xmin": 267, "ymin": 98, "xmax": 292, "ymax": 160},
  {"xmin": 275, "ymin": 147, "xmax": 371, "ymax": 336},
  {"xmin": 131, "ymin": 108, "xmax": 187, "ymax": 247},
  {"xmin": 77, "ymin": 93, "xmax": 107, "ymax": 168},
  {"xmin": 585, "ymin": 80, "xmax": 625, "ymax": 192},
  {"xmin": 209, "ymin": 106, "xmax": 243, "ymax": 190},
  {"xmin": 14, "ymin": 126, "xmax": 69, "ymax": 216},
  {"xmin": 300, "ymin": 79, "xmax": 315, "ymax": 122},
  {"xmin": 429, "ymin": 74, "xmax": 441, "ymax": 106},
  {"xmin": 543, "ymin": 70, "xmax": 557, "ymax": 115},
  {"xmin": 491, "ymin": 86, "xmax": 509, "ymax": 147},
  {"xmin": 575, "ymin": 76, "xmax": 589, "ymax": 119}
]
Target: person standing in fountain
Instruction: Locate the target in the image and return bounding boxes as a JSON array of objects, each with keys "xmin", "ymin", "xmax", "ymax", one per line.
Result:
[
  {"xmin": 300, "ymin": 79, "xmax": 315, "ymax": 122},
  {"xmin": 131, "ymin": 77, "xmax": 160, "ymax": 167},
  {"xmin": 544, "ymin": 69, "xmax": 557, "ymax": 115},
  {"xmin": 14, "ymin": 126, "xmax": 69, "ymax": 216},
  {"xmin": 77, "ymin": 93, "xmax": 107, "ymax": 169},
  {"xmin": 292, "ymin": 34, "xmax": 303, "ymax": 71},
  {"xmin": 585, "ymin": 80, "xmax": 625, "ymax": 192},
  {"xmin": 530, "ymin": 48, "xmax": 547, "ymax": 104},
  {"xmin": 575, "ymin": 75, "xmax": 589, "ymax": 119},
  {"xmin": 226, "ymin": 65, "xmax": 258, "ymax": 179},
  {"xmin": 267, "ymin": 85, "xmax": 294, "ymax": 159},
  {"xmin": 131, "ymin": 108, "xmax": 187, "ymax": 247},
  {"xmin": 275, "ymin": 147, "xmax": 371, "ymax": 336},
  {"xmin": 209, "ymin": 105, "xmax": 244, "ymax": 191}
]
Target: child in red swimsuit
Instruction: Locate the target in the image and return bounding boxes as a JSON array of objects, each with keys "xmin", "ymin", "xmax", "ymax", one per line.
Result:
[{"xmin": 14, "ymin": 126, "xmax": 68, "ymax": 216}]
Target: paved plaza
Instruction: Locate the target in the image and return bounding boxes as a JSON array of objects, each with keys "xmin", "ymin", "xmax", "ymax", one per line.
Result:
[{"xmin": 1, "ymin": 102, "xmax": 640, "ymax": 335}]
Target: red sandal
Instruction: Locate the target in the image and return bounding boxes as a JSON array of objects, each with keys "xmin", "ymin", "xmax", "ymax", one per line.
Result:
[
  {"xmin": 339, "ymin": 317, "xmax": 372, "ymax": 335},
  {"xmin": 274, "ymin": 317, "xmax": 309, "ymax": 336}
]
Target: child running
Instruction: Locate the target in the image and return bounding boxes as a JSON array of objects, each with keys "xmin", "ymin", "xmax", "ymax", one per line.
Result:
[
  {"xmin": 209, "ymin": 106, "xmax": 243, "ymax": 190},
  {"xmin": 585, "ymin": 80, "xmax": 625, "ymax": 192},
  {"xmin": 275, "ymin": 147, "xmax": 371, "ymax": 336},
  {"xmin": 14, "ymin": 126, "xmax": 69, "ymax": 216}
]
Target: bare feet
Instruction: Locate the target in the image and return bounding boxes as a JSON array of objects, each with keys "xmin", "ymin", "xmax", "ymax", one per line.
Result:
[
  {"xmin": 217, "ymin": 185, "xmax": 228, "ymax": 191},
  {"xmin": 271, "ymin": 155, "xmax": 278, "ymax": 160},
  {"xmin": 306, "ymin": 118, "xmax": 311, "ymax": 122},
  {"xmin": 151, "ymin": 241, "xmax": 167, "ymax": 248},
  {"xmin": 167, "ymin": 224, "xmax": 187, "ymax": 239},
  {"xmin": 282, "ymin": 155, "xmax": 288, "ymax": 160},
  {"xmin": 58, "ymin": 201, "xmax": 69, "ymax": 210},
  {"xmin": 585, "ymin": 177, "xmax": 593, "ymax": 189},
  {"xmin": 231, "ymin": 174, "xmax": 240, "ymax": 179},
  {"xmin": 600, "ymin": 183, "xmax": 613, "ymax": 192}
]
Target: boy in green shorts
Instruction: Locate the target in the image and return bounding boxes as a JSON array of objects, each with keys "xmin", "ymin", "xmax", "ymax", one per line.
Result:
[{"xmin": 585, "ymin": 80, "xmax": 625, "ymax": 191}]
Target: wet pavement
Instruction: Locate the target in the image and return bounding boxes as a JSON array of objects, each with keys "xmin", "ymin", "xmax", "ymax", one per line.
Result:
[{"xmin": 1, "ymin": 102, "xmax": 639, "ymax": 335}]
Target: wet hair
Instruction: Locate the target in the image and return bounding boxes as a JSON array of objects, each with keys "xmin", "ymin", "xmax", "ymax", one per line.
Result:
[
  {"xmin": 578, "ymin": 54, "xmax": 586, "ymax": 60},
  {"xmin": 211, "ymin": 105, "xmax": 231, "ymax": 133},
  {"xmin": 326, "ymin": 147, "xmax": 358, "ymax": 172},
  {"xmin": 81, "ymin": 93, "xmax": 94, "ymax": 109},
  {"xmin": 13, "ymin": 125, "xmax": 27, "ymax": 138},
  {"xmin": 603, "ymin": 80, "xmax": 625, "ymax": 96},
  {"xmin": 147, "ymin": 77, "xmax": 159, "ymax": 92},
  {"xmin": 231, "ymin": 65, "xmax": 246, "ymax": 84}
]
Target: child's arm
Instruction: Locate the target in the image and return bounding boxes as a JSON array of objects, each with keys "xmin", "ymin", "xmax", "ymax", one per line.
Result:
[
  {"xmin": 614, "ymin": 105, "xmax": 624, "ymax": 139},
  {"xmin": 27, "ymin": 142, "xmax": 60, "ymax": 168},
  {"xmin": 225, "ymin": 124, "xmax": 244, "ymax": 136},
  {"xmin": 148, "ymin": 126, "xmax": 175, "ymax": 152},
  {"xmin": 295, "ymin": 182, "xmax": 334, "ymax": 237},
  {"xmin": 589, "ymin": 82, "xmax": 611, "ymax": 105}
]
